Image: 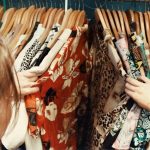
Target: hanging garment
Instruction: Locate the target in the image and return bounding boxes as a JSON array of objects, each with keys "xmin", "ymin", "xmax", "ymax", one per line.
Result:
[
  {"xmin": 13, "ymin": 22, "xmax": 40, "ymax": 58},
  {"xmin": 1, "ymin": 100, "xmax": 28, "ymax": 150},
  {"xmin": 5, "ymin": 24, "xmax": 22, "ymax": 45},
  {"xmin": 14, "ymin": 23, "xmax": 45, "ymax": 72},
  {"xmin": 128, "ymin": 33, "xmax": 150, "ymax": 149},
  {"xmin": 30, "ymin": 23, "xmax": 61, "ymax": 68},
  {"xmin": 102, "ymin": 31, "xmax": 143, "ymax": 149},
  {"xmin": 89, "ymin": 21, "xmax": 128, "ymax": 150},
  {"xmin": 112, "ymin": 104, "xmax": 141, "ymax": 149},
  {"xmin": 25, "ymin": 25, "xmax": 91, "ymax": 150},
  {"xmin": 28, "ymin": 28, "xmax": 73, "ymax": 76}
]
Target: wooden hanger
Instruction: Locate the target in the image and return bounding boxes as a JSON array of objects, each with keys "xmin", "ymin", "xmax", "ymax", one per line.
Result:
[
  {"xmin": 16, "ymin": 8, "xmax": 27, "ymax": 25},
  {"xmin": 75, "ymin": 10, "xmax": 86, "ymax": 27},
  {"xmin": 134, "ymin": 11, "xmax": 141, "ymax": 35},
  {"xmin": 66, "ymin": 10, "xmax": 79, "ymax": 28},
  {"xmin": 23, "ymin": 9, "xmax": 39, "ymax": 35},
  {"xmin": 126, "ymin": 9, "xmax": 135, "ymax": 23},
  {"xmin": 112, "ymin": 10, "xmax": 122, "ymax": 34},
  {"xmin": 45, "ymin": 8, "xmax": 58, "ymax": 29},
  {"xmin": 38, "ymin": 8, "xmax": 58, "ymax": 46},
  {"xmin": 31, "ymin": 8, "xmax": 41, "ymax": 28},
  {"xmin": 144, "ymin": 12, "xmax": 150, "ymax": 46},
  {"xmin": 13, "ymin": 8, "xmax": 22, "ymax": 27},
  {"xmin": 42, "ymin": 8, "xmax": 52, "ymax": 26},
  {"xmin": 95, "ymin": 8, "xmax": 107, "ymax": 29},
  {"xmin": 0, "ymin": 6, "xmax": 3, "ymax": 21},
  {"xmin": 9, "ymin": 6, "xmax": 35, "ymax": 50},
  {"xmin": 47, "ymin": 9, "xmax": 73, "ymax": 49},
  {"xmin": 101, "ymin": 8, "xmax": 111, "ymax": 29},
  {"xmin": 40, "ymin": 9, "xmax": 47, "ymax": 25},
  {"xmin": 53, "ymin": 8, "xmax": 62, "ymax": 24},
  {"xmin": 4, "ymin": 8, "xmax": 27, "ymax": 37},
  {"xmin": 40, "ymin": 9, "xmax": 49, "ymax": 25},
  {"xmin": 55, "ymin": 9, "xmax": 65, "ymax": 25},
  {"xmin": 37, "ymin": 7, "xmax": 46, "ymax": 23},
  {"xmin": 122, "ymin": 11, "xmax": 131, "ymax": 36},
  {"xmin": 25, "ymin": 8, "xmax": 37, "ymax": 34},
  {"xmin": 0, "ymin": 8, "xmax": 16, "ymax": 32},
  {"xmin": 0, "ymin": 9, "xmax": 19, "ymax": 36},
  {"xmin": 70, "ymin": 10, "xmax": 80, "ymax": 28},
  {"xmin": 117, "ymin": 10, "xmax": 126, "ymax": 35},
  {"xmin": 106, "ymin": 9, "xmax": 119, "ymax": 40}
]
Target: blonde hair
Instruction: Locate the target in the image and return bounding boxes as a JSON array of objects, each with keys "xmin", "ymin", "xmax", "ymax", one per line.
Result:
[{"xmin": 0, "ymin": 38, "xmax": 20, "ymax": 137}]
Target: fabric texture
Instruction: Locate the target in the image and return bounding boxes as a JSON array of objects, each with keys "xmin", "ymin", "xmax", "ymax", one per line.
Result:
[
  {"xmin": 14, "ymin": 24, "xmax": 45, "ymax": 72},
  {"xmin": 89, "ymin": 22, "xmax": 128, "ymax": 150},
  {"xmin": 30, "ymin": 23, "xmax": 60, "ymax": 67},
  {"xmin": 25, "ymin": 26, "xmax": 91, "ymax": 150}
]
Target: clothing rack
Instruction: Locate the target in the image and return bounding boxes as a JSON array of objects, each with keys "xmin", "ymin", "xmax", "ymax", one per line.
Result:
[{"xmin": 1, "ymin": 0, "xmax": 150, "ymax": 19}]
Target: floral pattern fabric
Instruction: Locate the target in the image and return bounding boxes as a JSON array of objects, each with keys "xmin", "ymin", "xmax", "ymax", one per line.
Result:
[{"xmin": 25, "ymin": 26, "xmax": 92, "ymax": 150}]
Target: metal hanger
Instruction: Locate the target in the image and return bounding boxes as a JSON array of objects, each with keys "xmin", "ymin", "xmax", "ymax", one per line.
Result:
[
  {"xmin": 45, "ymin": 0, "xmax": 48, "ymax": 8},
  {"xmin": 82, "ymin": 0, "xmax": 84, "ymax": 10}
]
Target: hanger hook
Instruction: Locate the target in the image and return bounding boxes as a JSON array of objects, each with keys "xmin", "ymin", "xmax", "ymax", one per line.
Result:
[
  {"xmin": 39, "ymin": 0, "xmax": 41, "ymax": 8},
  {"xmin": 11, "ymin": 0, "xmax": 13, "ymax": 8},
  {"xmin": 41, "ymin": 0, "xmax": 44, "ymax": 7},
  {"xmin": 51, "ymin": 0, "xmax": 52, "ymax": 7},
  {"xmin": 82, "ymin": 0, "xmax": 84, "ymax": 10},
  {"xmin": 73, "ymin": 0, "xmax": 75, "ymax": 10},
  {"xmin": 60, "ymin": 0, "xmax": 63, "ymax": 8},
  {"xmin": 45, "ymin": 0, "xmax": 48, "ymax": 8},
  {"xmin": 78, "ymin": 0, "xmax": 80, "ymax": 10},
  {"xmin": 95, "ymin": 0, "xmax": 98, "ymax": 8},
  {"xmin": 117, "ymin": 0, "xmax": 119, "ymax": 10},
  {"xmin": 111, "ymin": 0, "xmax": 113, "ymax": 10},
  {"xmin": 38, "ymin": 0, "xmax": 40, "ymax": 7},
  {"xmin": 145, "ymin": 0, "xmax": 146, "ymax": 11}
]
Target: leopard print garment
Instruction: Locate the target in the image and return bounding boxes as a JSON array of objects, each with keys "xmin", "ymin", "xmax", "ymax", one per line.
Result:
[
  {"xmin": 19, "ymin": 39, "xmax": 41, "ymax": 71},
  {"xmin": 90, "ymin": 23, "xmax": 129, "ymax": 150}
]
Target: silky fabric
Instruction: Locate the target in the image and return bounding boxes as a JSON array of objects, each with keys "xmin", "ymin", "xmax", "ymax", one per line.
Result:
[
  {"xmin": 25, "ymin": 26, "xmax": 91, "ymax": 149},
  {"xmin": 103, "ymin": 32, "xmax": 142, "ymax": 149},
  {"xmin": 89, "ymin": 22, "xmax": 128, "ymax": 150}
]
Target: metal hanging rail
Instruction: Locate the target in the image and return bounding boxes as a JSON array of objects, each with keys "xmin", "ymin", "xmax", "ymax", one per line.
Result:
[{"xmin": 65, "ymin": 0, "xmax": 68, "ymax": 12}]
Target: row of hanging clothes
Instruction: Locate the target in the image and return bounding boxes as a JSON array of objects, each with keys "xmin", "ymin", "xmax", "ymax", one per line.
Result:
[
  {"xmin": 88, "ymin": 1, "xmax": 150, "ymax": 150},
  {"xmin": 0, "ymin": 0, "xmax": 93, "ymax": 150}
]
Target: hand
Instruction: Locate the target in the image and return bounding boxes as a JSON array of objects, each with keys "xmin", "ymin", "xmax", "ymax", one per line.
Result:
[
  {"xmin": 15, "ymin": 71, "xmax": 39, "ymax": 96},
  {"xmin": 125, "ymin": 76, "xmax": 150, "ymax": 111}
]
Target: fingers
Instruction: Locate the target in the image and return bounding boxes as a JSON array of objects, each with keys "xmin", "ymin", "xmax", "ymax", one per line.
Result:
[
  {"xmin": 125, "ymin": 88, "xmax": 135, "ymax": 98},
  {"xmin": 125, "ymin": 88, "xmax": 138, "ymax": 102},
  {"xmin": 125, "ymin": 82, "xmax": 138, "ymax": 92},
  {"xmin": 138, "ymin": 76, "xmax": 150, "ymax": 84},
  {"xmin": 21, "ymin": 87, "xmax": 39, "ymax": 96},
  {"xmin": 23, "ymin": 71, "xmax": 38, "ymax": 78},
  {"xmin": 21, "ymin": 82, "xmax": 39, "ymax": 88},
  {"xmin": 126, "ymin": 77, "xmax": 144, "ymax": 87}
]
